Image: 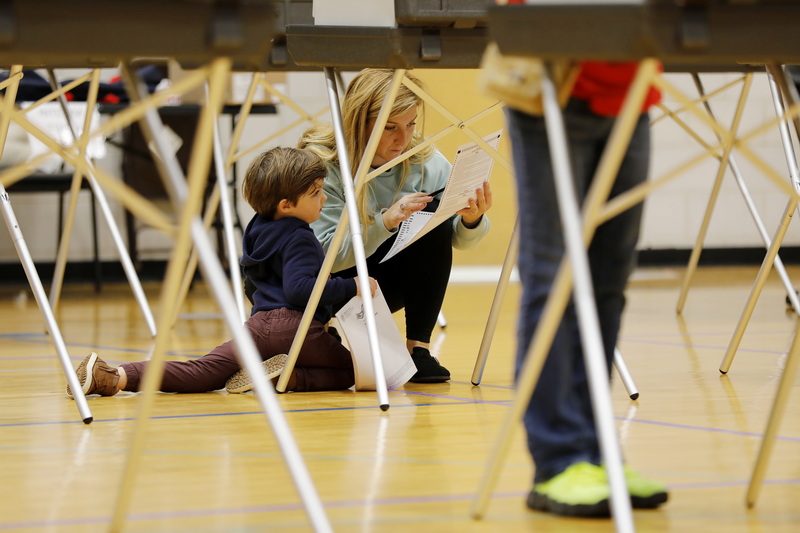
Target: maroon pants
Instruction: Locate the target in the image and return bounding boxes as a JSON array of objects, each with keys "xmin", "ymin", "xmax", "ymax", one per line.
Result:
[{"xmin": 120, "ymin": 308, "xmax": 354, "ymax": 393}]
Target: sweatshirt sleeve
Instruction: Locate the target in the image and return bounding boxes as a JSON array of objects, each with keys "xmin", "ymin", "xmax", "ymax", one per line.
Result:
[
  {"xmin": 281, "ymin": 230, "xmax": 357, "ymax": 307},
  {"xmin": 451, "ymin": 213, "xmax": 490, "ymax": 250}
]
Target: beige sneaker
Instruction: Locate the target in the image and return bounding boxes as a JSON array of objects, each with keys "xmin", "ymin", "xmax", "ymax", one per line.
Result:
[
  {"xmin": 225, "ymin": 354, "xmax": 288, "ymax": 394},
  {"xmin": 66, "ymin": 353, "xmax": 120, "ymax": 398}
]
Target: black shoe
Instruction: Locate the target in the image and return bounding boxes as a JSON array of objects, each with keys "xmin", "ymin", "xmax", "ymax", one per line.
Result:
[
  {"xmin": 787, "ymin": 290, "xmax": 799, "ymax": 311},
  {"xmin": 408, "ymin": 347, "xmax": 450, "ymax": 383},
  {"xmin": 327, "ymin": 325, "xmax": 342, "ymax": 343}
]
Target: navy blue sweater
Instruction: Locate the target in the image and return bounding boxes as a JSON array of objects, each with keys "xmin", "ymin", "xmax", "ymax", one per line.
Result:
[{"xmin": 240, "ymin": 215, "xmax": 357, "ymax": 324}]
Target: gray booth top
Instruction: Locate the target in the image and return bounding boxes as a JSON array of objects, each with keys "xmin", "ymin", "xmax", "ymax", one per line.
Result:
[
  {"xmin": 488, "ymin": 1, "xmax": 800, "ymax": 68},
  {"xmin": 0, "ymin": 1, "xmax": 493, "ymax": 71}
]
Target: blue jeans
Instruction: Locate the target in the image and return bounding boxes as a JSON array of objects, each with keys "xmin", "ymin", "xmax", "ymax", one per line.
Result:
[{"xmin": 505, "ymin": 99, "xmax": 650, "ymax": 483}]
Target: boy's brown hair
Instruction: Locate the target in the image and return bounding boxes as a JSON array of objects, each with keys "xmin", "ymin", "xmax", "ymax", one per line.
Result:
[{"xmin": 242, "ymin": 147, "xmax": 327, "ymax": 218}]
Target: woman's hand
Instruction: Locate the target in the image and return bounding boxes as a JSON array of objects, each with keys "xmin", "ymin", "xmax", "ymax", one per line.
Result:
[
  {"xmin": 382, "ymin": 192, "xmax": 433, "ymax": 230},
  {"xmin": 457, "ymin": 181, "xmax": 493, "ymax": 228},
  {"xmin": 355, "ymin": 276, "xmax": 379, "ymax": 298}
]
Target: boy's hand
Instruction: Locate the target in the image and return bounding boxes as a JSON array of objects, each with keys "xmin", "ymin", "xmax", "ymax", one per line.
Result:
[{"xmin": 355, "ymin": 276, "xmax": 379, "ymax": 298}]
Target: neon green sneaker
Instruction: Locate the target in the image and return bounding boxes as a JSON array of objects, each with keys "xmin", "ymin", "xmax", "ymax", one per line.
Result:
[
  {"xmin": 624, "ymin": 466, "xmax": 668, "ymax": 509},
  {"xmin": 527, "ymin": 462, "xmax": 611, "ymax": 517}
]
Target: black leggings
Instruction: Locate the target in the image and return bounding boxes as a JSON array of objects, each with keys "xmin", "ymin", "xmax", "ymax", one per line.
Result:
[{"xmin": 334, "ymin": 219, "xmax": 453, "ymax": 344}]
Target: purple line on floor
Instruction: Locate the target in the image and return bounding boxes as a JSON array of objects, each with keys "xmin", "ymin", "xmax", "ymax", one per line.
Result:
[
  {"xmin": 620, "ymin": 337, "xmax": 787, "ymax": 355},
  {"xmin": 622, "ymin": 416, "xmax": 800, "ymax": 442},
  {"xmin": 402, "ymin": 389, "xmax": 512, "ymax": 405},
  {"xmin": 0, "ymin": 491, "xmax": 526, "ymax": 530}
]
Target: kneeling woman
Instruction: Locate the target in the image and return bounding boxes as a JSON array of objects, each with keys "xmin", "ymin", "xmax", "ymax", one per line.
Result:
[{"xmin": 298, "ymin": 69, "xmax": 493, "ymax": 383}]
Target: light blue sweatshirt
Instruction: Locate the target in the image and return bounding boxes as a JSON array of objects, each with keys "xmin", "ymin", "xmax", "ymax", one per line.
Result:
[{"xmin": 310, "ymin": 150, "xmax": 490, "ymax": 272}]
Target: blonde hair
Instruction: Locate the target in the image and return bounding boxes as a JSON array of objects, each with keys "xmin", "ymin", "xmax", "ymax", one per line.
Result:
[
  {"xmin": 298, "ymin": 68, "xmax": 435, "ymax": 225},
  {"xmin": 242, "ymin": 147, "xmax": 327, "ymax": 218}
]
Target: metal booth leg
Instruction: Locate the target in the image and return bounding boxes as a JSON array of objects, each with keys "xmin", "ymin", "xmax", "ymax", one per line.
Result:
[
  {"xmin": 0, "ymin": 184, "xmax": 93, "ymax": 423},
  {"xmin": 720, "ymin": 64, "xmax": 800, "ymax": 374},
  {"xmin": 109, "ymin": 59, "xmax": 332, "ymax": 533},
  {"xmin": 745, "ymin": 63, "xmax": 800, "ymax": 512},
  {"xmin": 0, "ymin": 65, "xmax": 93, "ymax": 424},
  {"xmin": 675, "ymin": 72, "xmax": 800, "ymax": 316},
  {"xmin": 470, "ymin": 219, "xmax": 640, "ymax": 400},
  {"xmin": 43, "ymin": 68, "xmax": 157, "ymax": 336},
  {"xmin": 276, "ymin": 68, "xmax": 399, "ymax": 410}
]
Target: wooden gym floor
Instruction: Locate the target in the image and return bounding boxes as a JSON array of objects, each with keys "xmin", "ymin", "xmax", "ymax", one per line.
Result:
[{"xmin": 1, "ymin": 265, "xmax": 799, "ymax": 532}]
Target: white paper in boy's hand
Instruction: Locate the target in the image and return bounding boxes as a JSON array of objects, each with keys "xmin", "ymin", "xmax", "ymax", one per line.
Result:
[{"xmin": 335, "ymin": 287, "xmax": 417, "ymax": 391}]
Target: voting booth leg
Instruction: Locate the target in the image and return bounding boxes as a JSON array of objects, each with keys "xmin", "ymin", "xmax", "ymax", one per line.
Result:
[
  {"xmin": 276, "ymin": 68, "xmax": 400, "ymax": 410},
  {"xmin": 0, "ymin": 66, "xmax": 93, "ymax": 424},
  {"xmin": 471, "ymin": 214, "xmax": 640, "ymax": 399},
  {"xmin": 278, "ymin": 209, "xmax": 352, "ymax": 393},
  {"xmin": 471, "ymin": 218, "xmax": 519, "ymax": 386},
  {"xmin": 720, "ymin": 65, "xmax": 800, "ymax": 374},
  {"xmin": 169, "ymin": 85, "xmax": 251, "ymax": 329},
  {"xmin": 613, "ymin": 348, "xmax": 639, "ymax": 401},
  {"xmin": 168, "ymin": 74, "xmax": 273, "ymax": 328},
  {"xmin": 210, "ymin": 94, "xmax": 247, "ymax": 323},
  {"xmin": 45, "ymin": 69, "xmax": 102, "ymax": 315},
  {"xmin": 0, "ymin": 185, "xmax": 93, "ymax": 423},
  {"xmin": 109, "ymin": 60, "xmax": 332, "ymax": 533},
  {"xmin": 745, "ymin": 65, "xmax": 800, "ymax": 507},
  {"xmin": 720, "ymin": 197, "xmax": 797, "ymax": 374},
  {"xmin": 706, "ymin": 73, "xmax": 799, "ymax": 315},
  {"xmin": 675, "ymin": 73, "xmax": 800, "ymax": 316},
  {"xmin": 675, "ymin": 74, "xmax": 757, "ymax": 314},
  {"xmin": 470, "ymin": 260, "xmax": 574, "ymax": 520},
  {"xmin": 765, "ymin": 66, "xmax": 800, "ymax": 314},
  {"xmin": 746, "ymin": 315, "xmax": 800, "ymax": 507},
  {"xmin": 85, "ymin": 171, "xmax": 158, "ymax": 337},
  {"xmin": 166, "ymin": 110, "xmax": 250, "ymax": 330},
  {"xmin": 43, "ymin": 69, "xmax": 157, "ymax": 336}
]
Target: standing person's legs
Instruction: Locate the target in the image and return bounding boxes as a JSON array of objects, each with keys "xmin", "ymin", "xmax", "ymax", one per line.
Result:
[
  {"xmin": 508, "ymin": 102, "xmax": 608, "ymax": 480},
  {"xmin": 507, "ymin": 102, "xmax": 615, "ymax": 517},
  {"xmin": 508, "ymin": 102, "xmax": 667, "ymax": 516},
  {"xmin": 544, "ymin": 111, "xmax": 649, "ymax": 470}
]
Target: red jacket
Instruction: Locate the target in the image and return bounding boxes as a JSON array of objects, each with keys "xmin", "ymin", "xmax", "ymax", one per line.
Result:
[{"xmin": 571, "ymin": 61, "xmax": 662, "ymax": 116}]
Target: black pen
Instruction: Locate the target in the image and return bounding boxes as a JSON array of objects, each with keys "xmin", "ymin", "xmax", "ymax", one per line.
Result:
[{"xmin": 427, "ymin": 186, "xmax": 446, "ymax": 198}]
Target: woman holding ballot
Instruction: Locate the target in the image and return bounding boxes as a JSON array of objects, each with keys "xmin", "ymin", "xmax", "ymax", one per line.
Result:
[{"xmin": 298, "ymin": 68, "xmax": 492, "ymax": 383}]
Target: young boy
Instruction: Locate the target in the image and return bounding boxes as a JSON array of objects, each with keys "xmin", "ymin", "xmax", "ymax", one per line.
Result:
[{"xmin": 67, "ymin": 147, "xmax": 375, "ymax": 398}]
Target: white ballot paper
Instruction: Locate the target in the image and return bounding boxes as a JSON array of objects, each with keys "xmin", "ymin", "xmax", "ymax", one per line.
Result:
[
  {"xmin": 381, "ymin": 129, "xmax": 503, "ymax": 263},
  {"xmin": 335, "ymin": 287, "xmax": 417, "ymax": 391}
]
